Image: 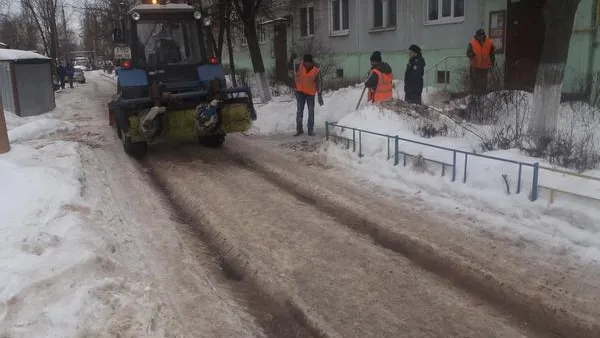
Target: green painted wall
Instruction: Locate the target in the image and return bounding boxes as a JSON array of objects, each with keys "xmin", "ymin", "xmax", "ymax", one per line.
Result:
[{"xmin": 226, "ymin": 0, "xmax": 599, "ymax": 103}]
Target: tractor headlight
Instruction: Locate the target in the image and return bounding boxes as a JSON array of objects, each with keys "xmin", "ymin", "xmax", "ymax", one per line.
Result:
[
  {"xmin": 193, "ymin": 11, "xmax": 202, "ymax": 20},
  {"xmin": 202, "ymin": 17, "xmax": 212, "ymax": 26},
  {"xmin": 131, "ymin": 12, "xmax": 140, "ymax": 21}
]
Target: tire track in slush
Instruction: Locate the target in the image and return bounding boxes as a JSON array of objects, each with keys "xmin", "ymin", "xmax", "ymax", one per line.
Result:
[
  {"xmin": 138, "ymin": 154, "xmax": 321, "ymax": 338},
  {"xmin": 63, "ymin": 75, "xmax": 306, "ymax": 337},
  {"xmin": 141, "ymin": 143, "xmax": 544, "ymax": 338}
]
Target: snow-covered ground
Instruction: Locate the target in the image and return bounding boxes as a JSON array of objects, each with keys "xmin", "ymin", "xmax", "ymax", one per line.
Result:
[
  {"xmin": 0, "ymin": 72, "xmax": 263, "ymax": 337},
  {"xmin": 0, "ymin": 86, "xmax": 153, "ymax": 337},
  {"xmin": 252, "ymin": 83, "xmax": 600, "ymax": 264}
]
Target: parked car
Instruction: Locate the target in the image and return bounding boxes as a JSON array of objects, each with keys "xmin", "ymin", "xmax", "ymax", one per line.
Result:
[{"xmin": 73, "ymin": 67, "xmax": 86, "ymax": 84}]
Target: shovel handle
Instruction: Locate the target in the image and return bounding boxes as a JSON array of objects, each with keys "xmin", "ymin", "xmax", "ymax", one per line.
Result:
[{"xmin": 356, "ymin": 86, "xmax": 367, "ymax": 110}]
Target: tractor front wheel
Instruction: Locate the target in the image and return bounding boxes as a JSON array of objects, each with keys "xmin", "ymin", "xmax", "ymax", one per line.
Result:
[
  {"xmin": 199, "ymin": 134, "xmax": 226, "ymax": 148},
  {"xmin": 121, "ymin": 129, "xmax": 147, "ymax": 158}
]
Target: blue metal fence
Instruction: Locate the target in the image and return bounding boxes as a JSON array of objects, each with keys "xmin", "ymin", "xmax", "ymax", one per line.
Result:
[{"xmin": 325, "ymin": 121, "xmax": 540, "ymax": 201}]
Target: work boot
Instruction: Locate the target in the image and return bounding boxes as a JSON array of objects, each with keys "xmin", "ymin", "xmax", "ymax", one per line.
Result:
[
  {"xmin": 308, "ymin": 130, "xmax": 315, "ymax": 136},
  {"xmin": 294, "ymin": 130, "xmax": 304, "ymax": 136}
]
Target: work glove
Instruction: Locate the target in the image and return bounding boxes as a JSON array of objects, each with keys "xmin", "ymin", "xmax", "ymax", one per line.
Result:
[{"xmin": 318, "ymin": 93, "xmax": 324, "ymax": 106}]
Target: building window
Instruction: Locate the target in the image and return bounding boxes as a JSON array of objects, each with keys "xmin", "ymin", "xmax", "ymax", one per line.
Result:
[
  {"xmin": 426, "ymin": 0, "xmax": 464, "ymax": 24},
  {"xmin": 373, "ymin": 0, "xmax": 397, "ymax": 28},
  {"xmin": 436, "ymin": 70, "xmax": 450, "ymax": 84},
  {"xmin": 330, "ymin": 0, "xmax": 349, "ymax": 34},
  {"xmin": 300, "ymin": 5, "xmax": 315, "ymax": 37}
]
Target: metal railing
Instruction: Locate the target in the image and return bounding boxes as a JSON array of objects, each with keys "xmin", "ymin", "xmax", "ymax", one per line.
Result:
[{"xmin": 325, "ymin": 121, "xmax": 540, "ymax": 201}]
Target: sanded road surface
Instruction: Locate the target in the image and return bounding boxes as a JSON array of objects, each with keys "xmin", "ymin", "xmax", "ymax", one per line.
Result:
[{"xmin": 147, "ymin": 145, "xmax": 538, "ymax": 338}]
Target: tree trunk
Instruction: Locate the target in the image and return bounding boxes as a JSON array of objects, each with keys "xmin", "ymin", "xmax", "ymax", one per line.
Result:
[
  {"xmin": 528, "ymin": 0, "xmax": 581, "ymax": 146},
  {"xmin": 244, "ymin": 19, "xmax": 271, "ymax": 101},
  {"xmin": 226, "ymin": 21, "xmax": 237, "ymax": 87},
  {"xmin": 214, "ymin": 0, "xmax": 229, "ymax": 60}
]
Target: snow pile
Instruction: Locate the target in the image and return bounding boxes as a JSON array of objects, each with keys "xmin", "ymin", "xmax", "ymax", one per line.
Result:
[
  {"xmin": 0, "ymin": 49, "xmax": 49, "ymax": 61},
  {"xmin": 325, "ymin": 90, "xmax": 600, "ymax": 200},
  {"xmin": 252, "ymin": 80, "xmax": 441, "ymax": 134},
  {"xmin": 319, "ymin": 93, "xmax": 600, "ymax": 261},
  {"xmin": 0, "ymin": 142, "xmax": 140, "ymax": 336},
  {"xmin": 8, "ymin": 118, "xmax": 74, "ymax": 142},
  {"xmin": 0, "ymin": 79, "xmax": 157, "ymax": 337}
]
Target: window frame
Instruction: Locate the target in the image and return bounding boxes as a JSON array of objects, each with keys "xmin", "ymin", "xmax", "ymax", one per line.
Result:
[
  {"xmin": 329, "ymin": 0, "xmax": 350, "ymax": 36},
  {"xmin": 425, "ymin": 0, "xmax": 465, "ymax": 26},
  {"xmin": 299, "ymin": 4, "xmax": 315, "ymax": 38},
  {"xmin": 372, "ymin": 0, "xmax": 397, "ymax": 30}
]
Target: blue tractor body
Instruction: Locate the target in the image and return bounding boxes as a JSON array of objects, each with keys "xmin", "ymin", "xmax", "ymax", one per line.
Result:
[{"xmin": 108, "ymin": 1, "xmax": 256, "ymax": 157}]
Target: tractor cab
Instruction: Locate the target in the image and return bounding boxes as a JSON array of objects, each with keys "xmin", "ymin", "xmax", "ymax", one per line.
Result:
[
  {"xmin": 108, "ymin": 0, "xmax": 257, "ymax": 158},
  {"xmin": 113, "ymin": 0, "xmax": 219, "ymax": 91}
]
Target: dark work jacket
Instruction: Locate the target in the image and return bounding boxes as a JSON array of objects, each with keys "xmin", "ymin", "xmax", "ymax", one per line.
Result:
[
  {"xmin": 65, "ymin": 63, "xmax": 74, "ymax": 77},
  {"xmin": 404, "ymin": 55, "xmax": 425, "ymax": 94},
  {"xmin": 57, "ymin": 64, "xmax": 66, "ymax": 78}
]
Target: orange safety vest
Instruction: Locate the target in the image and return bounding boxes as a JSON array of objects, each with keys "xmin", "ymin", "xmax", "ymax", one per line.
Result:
[
  {"xmin": 368, "ymin": 68, "xmax": 393, "ymax": 103},
  {"xmin": 470, "ymin": 37, "xmax": 493, "ymax": 69},
  {"xmin": 295, "ymin": 62, "xmax": 320, "ymax": 96}
]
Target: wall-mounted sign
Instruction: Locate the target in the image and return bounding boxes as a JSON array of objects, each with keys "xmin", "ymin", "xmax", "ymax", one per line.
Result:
[{"xmin": 489, "ymin": 10, "xmax": 506, "ymax": 54}]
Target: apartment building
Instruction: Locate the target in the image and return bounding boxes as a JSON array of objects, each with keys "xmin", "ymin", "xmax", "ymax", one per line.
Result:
[{"xmin": 227, "ymin": 0, "xmax": 599, "ymax": 103}]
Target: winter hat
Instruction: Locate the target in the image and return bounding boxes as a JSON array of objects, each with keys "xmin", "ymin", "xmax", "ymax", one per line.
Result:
[
  {"xmin": 303, "ymin": 54, "xmax": 314, "ymax": 63},
  {"xmin": 370, "ymin": 51, "xmax": 382, "ymax": 63},
  {"xmin": 409, "ymin": 44, "xmax": 421, "ymax": 54}
]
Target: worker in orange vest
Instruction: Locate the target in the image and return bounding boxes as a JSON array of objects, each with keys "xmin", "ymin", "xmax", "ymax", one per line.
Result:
[
  {"xmin": 294, "ymin": 54, "xmax": 323, "ymax": 136},
  {"xmin": 467, "ymin": 29, "xmax": 495, "ymax": 95},
  {"xmin": 365, "ymin": 51, "xmax": 393, "ymax": 103}
]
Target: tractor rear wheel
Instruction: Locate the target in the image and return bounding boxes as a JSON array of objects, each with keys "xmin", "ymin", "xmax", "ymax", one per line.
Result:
[
  {"xmin": 121, "ymin": 129, "xmax": 147, "ymax": 158},
  {"xmin": 199, "ymin": 134, "xmax": 225, "ymax": 148}
]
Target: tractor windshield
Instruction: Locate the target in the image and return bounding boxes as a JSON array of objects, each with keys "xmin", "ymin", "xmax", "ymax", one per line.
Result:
[{"xmin": 136, "ymin": 20, "xmax": 203, "ymax": 67}]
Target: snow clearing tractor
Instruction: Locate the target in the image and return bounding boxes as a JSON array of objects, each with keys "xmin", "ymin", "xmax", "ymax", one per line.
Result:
[{"xmin": 107, "ymin": 0, "xmax": 256, "ymax": 158}]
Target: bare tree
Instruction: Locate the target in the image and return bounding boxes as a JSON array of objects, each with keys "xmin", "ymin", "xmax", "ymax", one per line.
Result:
[
  {"xmin": 0, "ymin": 13, "xmax": 39, "ymax": 50},
  {"xmin": 21, "ymin": 0, "xmax": 60, "ymax": 59},
  {"xmin": 232, "ymin": 0, "xmax": 272, "ymax": 101},
  {"xmin": 528, "ymin": 0, "xmax": 582, "ymax": 149},
  {"xmin": 77, "ymin": 0, "xmax": 136, "ymax": 61}
]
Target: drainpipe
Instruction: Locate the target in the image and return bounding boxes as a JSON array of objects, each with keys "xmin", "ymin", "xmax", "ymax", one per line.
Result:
[{"xmin": 0, "ymin": 95, "xmax": 10, "ymax": 154}]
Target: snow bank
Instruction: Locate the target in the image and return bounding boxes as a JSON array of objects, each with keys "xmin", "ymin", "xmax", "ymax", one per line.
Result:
[
  {"xmin": 0, "ymin": 142, "xmax": 111, "ymax": 336},
  {"xmin": 323, "ymin": 102, "xmax": 600, "ymax": 263},
  {"xmin": 8, "ymin": 118, "xmax": 74, "ymax": 142},
  {"xmin": 0, "ymin": 77, "xmax": 154, "ymax": 337},
  {"xmin": 252, "ymin": 80, "xmax": 441, "ymax": 134}
]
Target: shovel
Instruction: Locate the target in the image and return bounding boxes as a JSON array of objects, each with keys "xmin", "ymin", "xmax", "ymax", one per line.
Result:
[{"xmin": 355, "ymin": 71, "xmax": 373, "ymax": 110}]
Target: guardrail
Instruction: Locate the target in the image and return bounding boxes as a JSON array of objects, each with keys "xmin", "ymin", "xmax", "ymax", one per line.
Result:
[{"xmin": 325, "ymin": 121, "xmax": 540, "ymax": 201}]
